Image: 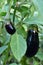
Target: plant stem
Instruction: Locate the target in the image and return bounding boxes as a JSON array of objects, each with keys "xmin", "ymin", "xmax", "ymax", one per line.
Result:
[{"xmin": 13, "ymin": 7, "xmax": 16, "ymax": 25}]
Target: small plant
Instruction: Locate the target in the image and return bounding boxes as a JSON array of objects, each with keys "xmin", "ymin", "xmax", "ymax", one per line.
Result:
[{"xmin": 0, "ymin": 0, "xmax": 43, "ymax": 65}]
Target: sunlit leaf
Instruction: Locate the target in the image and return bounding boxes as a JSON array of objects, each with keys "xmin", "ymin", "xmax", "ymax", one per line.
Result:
[{"xmin": 10, "ymin": 33, "xmax": 27, "ymax": 61}]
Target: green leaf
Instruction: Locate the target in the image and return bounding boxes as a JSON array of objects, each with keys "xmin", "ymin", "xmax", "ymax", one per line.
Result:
[
  {"xmin": 9, "ymin": 63, "xmax": 17, "ymax": 65},
  {"xmin": 0, "ymin": 27, "xmax": 10, "ymax": 44},
  {"xmin": 35, "ymin": 49, "xmax": 43, "ymax": 61},
  {"xmin": 32, "ymin": 0, "xmax": 43, "ymax": 17},
  {"xmin": 33, "ymin": 60, "xmax": 39, "ymax": 65},
  {"xmin": 23, "ymin": 17, "xmax": 43, "ymax": 24},
  {"xmin": 9, "ymin": 63, "xmax": 21, "ymax": 65},
  {"xmin": 4, "ymin": 33, "xmax": 11, "ymax": 44},
  {"xmin": 18, "ymin": 0, "xmax": 25, "ymax": 2},
  {"xmin": 0, "ymin": 0, "xmax": 5, "ymax": 8},
  {"xmin": 17, "ymin": 25, "xmax": 26, "ymax": 38},
  {"xmin": 0, "ymin": 12, "xmax": 6, "ymax": 16},
  {"xmin": 10, "ymin": 33, "xmax": 27, "ymax": 61},
  {"xmin": 7, "ymin": 0, "xmax": 11, "ymax": 4},
  {"xmin": 13, "ymin": 0, "xmax": 17, "ymax": 3},
  {"xmin": 0, "ymin": 46, "xmax": 8, "ymax": 55}
]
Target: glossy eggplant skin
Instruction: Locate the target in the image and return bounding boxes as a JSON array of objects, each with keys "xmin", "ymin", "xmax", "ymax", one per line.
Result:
[
  {"xmin": 25, "ymin": 30, "xmax": 39, "ymax": 57},
  {"xmin": 5, "ymin": 22, "xmax": 16, "ymax": 35}
]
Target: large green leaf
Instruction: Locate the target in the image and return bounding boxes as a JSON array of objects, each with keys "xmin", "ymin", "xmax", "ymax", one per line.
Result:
[
  {"xmin": 0, "ymin": 46, "xmax": 8, "ymax": 55},
  {"xmin": 23, "ymin": 17, "xmax": 43, "ymax": 24},
  {"xmin": 10, "ymin": 33, "xmax": 27, "ymax": 61},
  {"xmin": 32, "ymin": 0, "xmax": 43, "ymax": 17}
]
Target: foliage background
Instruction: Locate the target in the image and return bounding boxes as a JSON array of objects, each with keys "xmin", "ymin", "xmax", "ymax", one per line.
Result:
[{"xmin": 0, "ymin": 0, "xmax": 43, "ymax": 65}]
